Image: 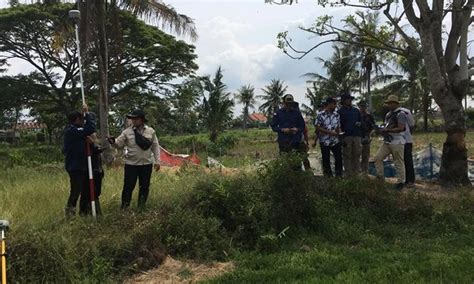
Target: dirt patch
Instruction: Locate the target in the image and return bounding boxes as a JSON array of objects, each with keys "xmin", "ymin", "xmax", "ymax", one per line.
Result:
[{"xmin": 126, "ymin": 256, "xmax": 234, "ymax": 284}]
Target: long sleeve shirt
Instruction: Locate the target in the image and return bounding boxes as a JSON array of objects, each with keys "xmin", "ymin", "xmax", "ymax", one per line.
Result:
[
  {"xmin": 63, "ymin": 112, "xmax": 96, "ymax": 172},
  {"xmin": 270, "ymin": 107, "xmax": 305, "ymax": 143},
  {"xmin": 112, "ymin": 125, "xmax": 160, "ymax": 165},
  {"xmin": 338, "ymin": 106, "xmax": 362, "ymax": 137}
]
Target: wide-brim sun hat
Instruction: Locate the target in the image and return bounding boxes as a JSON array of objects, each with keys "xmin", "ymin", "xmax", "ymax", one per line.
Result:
[{"xmin": 384, "ymin": 95, "xmax": 400, "ymax": 104}]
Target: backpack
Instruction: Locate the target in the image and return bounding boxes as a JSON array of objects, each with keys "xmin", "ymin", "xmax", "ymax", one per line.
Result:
[{"xmin": 399, "ymin": 107, "xmax": 415, "ymax": 129}]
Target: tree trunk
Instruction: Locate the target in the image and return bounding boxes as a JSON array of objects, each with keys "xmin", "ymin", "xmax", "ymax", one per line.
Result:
[
  {"xmin": 422, "ymin": 91, "xmax": 429, "ymax": 131},
  {"xmin": 243, "ymin": 106, "xmax": 248, "ymax": 130},
  {"xmin": 96, "ymin": 0, "xmax": 113, "ymax": 164},
  {"xmin": 210, "ymin": 130, "xmax": 218, "ymax": 143},
  {"xmin": 417, "ymin": 29, "xmax": 469, "ymax": 185},
  {"xmin": 366, "ymin": 66, "xmax": 372, "ymax": 113},
  {"xmin": 438, "ymin": 93, "xmax": 469, "ymax": 184}
]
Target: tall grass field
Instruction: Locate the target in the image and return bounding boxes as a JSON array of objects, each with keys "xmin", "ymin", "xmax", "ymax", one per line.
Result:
[{"xmin": 0, "ymin": 129, "xmax": 473, "ymax": 282}]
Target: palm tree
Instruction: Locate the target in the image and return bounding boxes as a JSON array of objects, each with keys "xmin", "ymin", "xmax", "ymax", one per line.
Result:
[
  {"xmin": 344, "ymin": 11, "xmax": 393, "ymax": 112},
  {"xmin": 236, "ymin": 85, "xmax": 256, "ymax": 130},
  {"xmin": 86, "ymin": 0, "xmax": 197, "ymax": 162},
  {"xmin": 259, "ymin": 79, "xmax": 287, "ymax": 119},
  {"xmin": 301, "ymin": 83, "xmax": 324, "ymax": 121},
  {"xmin": 202, "ymin": 67, "xmax": 234, "ymax": 142},
  {"xmin": 304, "ymin": 45, "xmax": 360, "ymax": 98}
]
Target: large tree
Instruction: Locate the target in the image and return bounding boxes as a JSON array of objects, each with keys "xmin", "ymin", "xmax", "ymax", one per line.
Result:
[
  {"xmin": 0, "ymin": 4, "xmax": 197, "ymax": 139},
  {"xmin": 22, "ymin": 0, "xmax": 197, "ymax": 162},
  {"xmin": 267, "ymin": 0, "xmax": 473, "ymax": 185}
]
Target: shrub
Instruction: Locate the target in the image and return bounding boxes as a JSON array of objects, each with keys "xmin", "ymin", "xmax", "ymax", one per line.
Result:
[
  {"xmin": 189, "ymin": 173, "xmax": 270, "ymax": 248},
  {"xmin": 1, "ymin": 146, "xmax": 63, "ymax": 166},
  {"xmin": 207, "ymin": 134, "xmax": 239, "ymax": 156}
]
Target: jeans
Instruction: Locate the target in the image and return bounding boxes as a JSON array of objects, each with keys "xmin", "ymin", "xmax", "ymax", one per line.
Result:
[
  {"xmin": 320, "ymin": 143, "xmax": 343, "ymax": 177},
  {"xmin": 404, "ymin": 143, "xmax": 415, "ymax": 184},
  {"xmin": 121, "ymin": 164, "xmax": 153, "ymax": 209}
]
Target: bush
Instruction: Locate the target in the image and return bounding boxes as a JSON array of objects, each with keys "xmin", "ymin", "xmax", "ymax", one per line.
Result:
[
  {"xmin": 0, "ymin": 145, "xmax": 63, "ymax": 167},
  {"xmin": 159, "ymin": 134, "xmax": 209, "ymax": 153},
  {"xmin": 207, "ymin": 133, "xmax": 239, "ymax": 156},
  {"xmin": 190, "ymin": 173, "xmax": 270, "ymax": 248}
]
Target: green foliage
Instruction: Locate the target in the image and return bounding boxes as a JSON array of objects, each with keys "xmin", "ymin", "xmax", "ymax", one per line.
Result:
[
  {"xmin": 466, "ymin": 108, "xmax": 474, "ymax": 128},
  {"xmin": 160, "ymin": 133, "xmax": 210, "ymax": 153},
  {"xmin": 207, "ymin": 133, "xmax": 239, "ymax": 156},
  {"xmin": 1, "ymin": 130, "xmax": 474, "ymax": 282},
  {"xmin": 201, "ymin": 67, "xmax": 235, "ymax": 142},
  {"xmin": 0, "ymin": 145, "xmax": 62, "ymax": 168},
  {"xmin": 0, "ymin": 3, "xmax": 198, "ymax": 139},
  {"xmin": 259, "ymin": 79, "xmax": 288, "ymax": 119},
  {"xmin": 236, "ymin": 85, "xmax": 256, "ymax": 129}
]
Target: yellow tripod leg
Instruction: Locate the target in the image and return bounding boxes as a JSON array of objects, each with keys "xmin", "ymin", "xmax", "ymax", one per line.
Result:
[{"xmin": 1, "ymin": 239, "xmax": 6, "ymax": 284}]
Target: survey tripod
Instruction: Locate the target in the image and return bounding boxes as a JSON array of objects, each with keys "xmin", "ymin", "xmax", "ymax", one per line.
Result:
[{"xmin": 1, "ymin": 220, "xmax": 9, "ymax": 284}]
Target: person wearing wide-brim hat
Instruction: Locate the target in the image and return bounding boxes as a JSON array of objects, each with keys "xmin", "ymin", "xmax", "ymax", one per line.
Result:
[
  {"xmin": 357, "ymin": 100, "xmax": 376, "ymax": 174},
  {"xmin": 374, "ymin": 95, "xmax": 408, "ymax": 190},
  {"xmin": 108, "ymin": 109, "xmax": 161, "ymax": 210},
  {"xmin": 338, "ymin": 91, "xmax": 362, "ymax": 177}
]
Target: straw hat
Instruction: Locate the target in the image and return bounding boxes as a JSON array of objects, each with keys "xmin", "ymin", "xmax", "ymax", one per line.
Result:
[{"xmin": 384, "ymin": 95, "xmax": 400, "ymax": 104}]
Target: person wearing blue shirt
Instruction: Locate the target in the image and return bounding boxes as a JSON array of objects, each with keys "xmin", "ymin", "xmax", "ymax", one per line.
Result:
[
  {"xmin": 63, "ymin": 104, "xmax": 96, "ymax": 217},
  {"xmin": 338, "ymin": 92, "xmax": 362, "ymax": 177},
  {"xmin": 271, "ymin": 94, "xmax": 305, "ymax": 154}
]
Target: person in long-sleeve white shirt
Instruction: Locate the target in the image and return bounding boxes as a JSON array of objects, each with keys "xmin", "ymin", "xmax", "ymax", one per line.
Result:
[{"xmin": 108, "ymin": 110, "xmax": 160, "ymax": 209}]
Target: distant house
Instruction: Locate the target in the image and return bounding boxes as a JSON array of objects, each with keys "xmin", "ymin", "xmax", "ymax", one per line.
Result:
[
  {"xmin": 248, "ymin": 112, "xmax": 267, "ymax": 124},
  {"xmin": 15, "ymin": 121, "xmax": 47, "ymax": 132}
]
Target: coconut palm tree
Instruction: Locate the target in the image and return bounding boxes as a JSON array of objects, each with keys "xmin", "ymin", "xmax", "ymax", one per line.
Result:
[
  {"xmin": 259, "ymin": 79, "xmax": 288, "ymax": 119},
  {"xmin": 344, "ymin": 11, "xmax": 393, "ymax": 112},
  {"xmin": 304, "ymin": 45, "xmax": 360, "ymax": 98},
  {"xmin": 236, "ymin": 85, "xmax": 256, "ymax": 130},
  {"xmin": 301, "ymin": 83, "xmax": 324, "ymax": 121}
]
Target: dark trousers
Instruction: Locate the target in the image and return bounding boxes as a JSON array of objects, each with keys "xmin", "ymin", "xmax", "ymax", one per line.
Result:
[
  {"xmin": 122, "ymin": 164, "xmax": 153, "ymax": 209},
  {"xmin": 278, "ymin": 141, "xmax": 310, "ymax": 170},
  {"xmin": 278, "ymin": 141, "xmax": 303, "ymax": 153},
  {"xmin": 79, "ymin": 171, "xmax": 104, "ymax": 216},
  {"xmin": 66, "ymin": 171, "xmax": 88, "ymax": 216},
  {"xmin": 404, "ymin": 143, "xmax": 415, "ymax": 184},
  {"xmin": 320, "ymin": 143, "xmax": 343, "ymax": 177}
]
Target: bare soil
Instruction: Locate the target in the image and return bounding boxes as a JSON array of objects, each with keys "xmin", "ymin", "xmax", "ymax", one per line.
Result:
[{"xmin": 126, "ymin": 256, "xmax": 234, "ymax": 284}]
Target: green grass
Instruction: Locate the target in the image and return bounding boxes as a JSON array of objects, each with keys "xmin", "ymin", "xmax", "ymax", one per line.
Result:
[{"xmin": 0, "ymin": 129, "xmax": 473, "ymax": 283}]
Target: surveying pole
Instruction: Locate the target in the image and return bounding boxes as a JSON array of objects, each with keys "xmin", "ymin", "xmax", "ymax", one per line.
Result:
[
  {"xmin": 1, "ymin": 220, "xmax": 9, "ymax": 284},
  {"xmin": 69, "ymin": 9, "xmax": 97, "ymax": 217}
]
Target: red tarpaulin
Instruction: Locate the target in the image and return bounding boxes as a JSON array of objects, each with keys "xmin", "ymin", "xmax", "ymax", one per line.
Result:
[{"xmin": 159, "ymin": 147, "xmax": 200, "ymax": 167}]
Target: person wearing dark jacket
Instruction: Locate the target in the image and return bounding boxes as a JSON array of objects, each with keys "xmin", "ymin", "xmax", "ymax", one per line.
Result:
[
  {"xmin": 63, "ymin": 104, "xmax": 96, "ymax": 217},
  {"xmin": 270, "ymin": 94, "xmax": 306, "ymax": 153}
]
